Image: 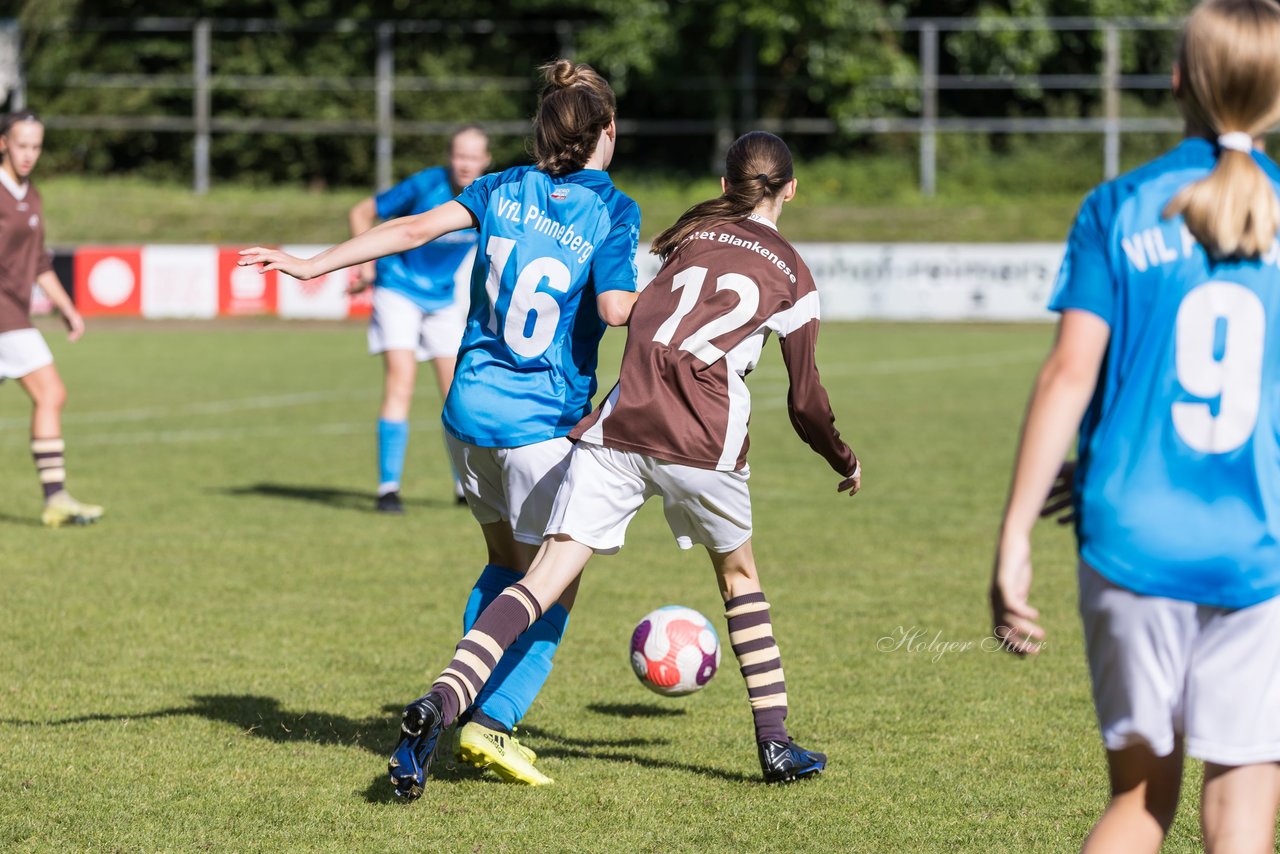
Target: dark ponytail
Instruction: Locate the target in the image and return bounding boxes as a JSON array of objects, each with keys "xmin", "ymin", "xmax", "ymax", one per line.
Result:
[
  {"xmin": 651, "ymin": 132, "xmax": 794, "ymax": 260},
  {"xmin": 532, "ymin": 60, "xmax": 616, "ymax": 177}
]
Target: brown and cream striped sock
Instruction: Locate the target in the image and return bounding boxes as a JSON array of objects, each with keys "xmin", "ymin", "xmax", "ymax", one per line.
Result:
[
  {"xmin": 430, "ymin": 582, "xmax": 542, "ymax": 728},
  {"xmin": 31, "ymin": 437, "xmax": 66, "ymax": 500},
  {"xmin": 725, "ymin": 591, "xmax": 789, "ymax": 744}
]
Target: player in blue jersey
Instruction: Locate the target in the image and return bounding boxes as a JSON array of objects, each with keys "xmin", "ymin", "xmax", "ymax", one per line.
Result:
[
  {"xmin": 240, "ymin": 59, "xmax": 639, "ymax": 791},
  {"xmin": 992, "ymin": 1, "xmax": 1280, "ymax": 849},
  {"xmin": 347, "ymin": 125, "xmax": 491, "ymax": 513}
]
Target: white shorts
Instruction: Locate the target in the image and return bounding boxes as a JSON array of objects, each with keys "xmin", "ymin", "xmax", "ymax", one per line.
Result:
[
  {"xmin": 446, "ymin": 433, "xmax": 573, "ymax": 546},
  {"xmin": 367, "ymin": 286, "xmax": 467, "ymax": 362},
  {"xmin": 1079, "ymin": 562, "xmax": 1280, "ymax": 766},
  {"xmin": 546, "ymin": 442, "xmax": 752, "ymax": 555},
  {"xmin": 0, "ymin": 327, "xmax": 53, "ymax": 381}
]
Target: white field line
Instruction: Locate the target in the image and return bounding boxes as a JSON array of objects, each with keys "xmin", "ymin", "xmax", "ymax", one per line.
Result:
[
  {"xmin": 0, "ymin": 421, "xmax": 368, "ymax": 448},
  {"xmin": 0, "ymin": 388, "xmax": 377, "ymax": 430},
  {"xmin": 752, "ymin": 347, "xmax": 1045, "ymax": 409},
  {"xmin": 817, "ymin": 347, "xmax": 1046, "ymax": 378}
]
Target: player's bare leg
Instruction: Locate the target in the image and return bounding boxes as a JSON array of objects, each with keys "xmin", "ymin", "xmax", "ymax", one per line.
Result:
[
  {"xmin": 1200, "ymin": 761, "xmax": 1280, "ymax": 853},
  {"xmin": 375, "ymin": 349, "xmax": 417, "ymax": 513},
  {"xmin": 710, "ymin": 540, "xmax": 825, "ymax": 784},
  {"xmin": 19, "ymin": 363, "xmax": 101, "ymax": 527},
  {"xmin": 1082, "ymin": 743, "xmax": 1182, "ymax": 854}
]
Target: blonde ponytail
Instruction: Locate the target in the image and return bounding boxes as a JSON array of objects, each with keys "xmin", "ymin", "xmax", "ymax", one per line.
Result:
[{"xmin": 1163, "ymin": 0, "xmax": 1280, "ymax": 258}]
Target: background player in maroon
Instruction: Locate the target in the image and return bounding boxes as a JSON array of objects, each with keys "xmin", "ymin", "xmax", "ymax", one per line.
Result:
[
  {"xmin": 0, "ymin": 110, "xmax": 101, "ymax": 527},
  {"xmin": 397, "ymin": 131, "xmax": 860, "ymax": 786}
]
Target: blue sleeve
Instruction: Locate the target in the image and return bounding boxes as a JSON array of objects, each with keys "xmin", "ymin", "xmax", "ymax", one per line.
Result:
[
  {"xmin": 590, "ymin": 200, "xmax": 641, "ymax": 294},
  {"xmin": 374, "ymin": 172, "xmax": 424, "ymax": 220},
  {"xmin": 1047, "ymin": 191, "xmax": 1115, "ymax": 326},
  {"xmin": 454, "ymin": 172, "xmax": 501, "ymax": 227}
]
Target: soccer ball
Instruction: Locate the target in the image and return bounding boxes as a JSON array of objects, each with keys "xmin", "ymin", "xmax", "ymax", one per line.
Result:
[{"xmin": 630, "ymin": 606, "xmax": 721, "ymax": 696}]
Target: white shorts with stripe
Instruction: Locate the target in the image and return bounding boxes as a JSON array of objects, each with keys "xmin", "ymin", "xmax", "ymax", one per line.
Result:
[
  {"xmin": 445, "ymin": 433, "xmax": 573, "ymax": 546},
  {"xmin": 1079, "ymin": 561, "xmax": 1280, "ymax": 766},
  {"xmin": 367, "ymin": 286, "xmax": 467, "ymax": 362},
  {"xmin": 546, "ymin": 441, "xmax": 753, "ymax": 555},
  {"xmin": 0, "ymin": 328, "xmax": 53, "ymax": 381}
]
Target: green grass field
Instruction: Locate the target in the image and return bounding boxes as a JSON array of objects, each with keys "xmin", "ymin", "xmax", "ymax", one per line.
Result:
[{"xmin": 0, "ymin": 319, "xmax": 1214, "ymax": 852}]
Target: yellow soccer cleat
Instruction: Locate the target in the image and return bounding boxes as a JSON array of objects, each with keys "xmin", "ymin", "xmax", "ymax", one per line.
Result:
[
  {"xmin": 41, "ymin": 491, "xmax": 104, "ymax": 528},
  {"xmin": 458, "ymin": 721, "xmax": 552, "ymax": 786}
]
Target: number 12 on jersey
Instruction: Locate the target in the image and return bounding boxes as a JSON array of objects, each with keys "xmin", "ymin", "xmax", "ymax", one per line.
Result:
[{"xmin": 652, "ymin": 265, "xmax": 760, "ymax": 364}]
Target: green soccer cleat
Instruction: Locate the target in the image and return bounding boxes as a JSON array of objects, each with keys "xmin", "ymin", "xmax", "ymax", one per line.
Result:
[
  {"xmin": 458, "ymin": 721, "xmax": 551, "ymax": 785},
  {"xmin": 41, "ymin": 490, "xmax": 104, "ymax": 528}
]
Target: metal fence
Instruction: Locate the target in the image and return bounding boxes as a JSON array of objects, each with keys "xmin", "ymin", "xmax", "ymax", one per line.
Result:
[{"xmin": 7, "ymin": 16, "xmax": 1185, "ymax": 196}]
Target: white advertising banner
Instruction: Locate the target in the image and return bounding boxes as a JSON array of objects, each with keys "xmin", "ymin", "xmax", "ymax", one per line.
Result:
[
  {"xmin": 30, "ymin": 283, "xmax": 51, "ymax": 315},
  {"xmin": 140, "ymin": 245, "xmax": 219, "ymax": 318},
  {"xmin": 276, "ymin": 244, "xmax": 352, "ymax": 320},
  {"xmin": 797, "ymin": 243, "xmax": 1064, "ymax": 321},
  {"xmin": 633, "ymin": 242, "xmax": 1063, "ymax": 321}
]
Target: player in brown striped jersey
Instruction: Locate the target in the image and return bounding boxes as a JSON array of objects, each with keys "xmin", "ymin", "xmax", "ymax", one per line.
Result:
[
  {"xmin": 0, "ymin": 111, "xmax": 102, "ymax": 527},
  {"xmin": 397, "ymin": 132, "xmax": 859, "ymax": 788}
]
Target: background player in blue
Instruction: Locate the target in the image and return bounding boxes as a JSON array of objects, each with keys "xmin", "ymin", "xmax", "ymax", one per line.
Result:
[
  {"xmin": 240, "ymin": 59, "xmax": 639, "ymax": 790},
  {"xmin": 347, "ymin": 125, "xmax": 491, "ymax": 513},
  {"xmin": 991, "ymin": 1, "xmax": 1280, "ymax": 849}
]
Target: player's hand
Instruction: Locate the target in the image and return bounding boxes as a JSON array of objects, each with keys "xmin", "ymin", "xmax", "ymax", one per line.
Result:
[
  {"xmin": 1040, "ymin": 460, "xmax": 1076, "ymax": 525},
  {"xmin": 63, "ymin": 309, "xmax": 85, "ymax": 342},
  {"xmin": 238, "ymin": 247, "xmax": 314, "ymax": 280},
  {"xmin": 990, "ymin": 532, "xmax": 1045, "ymax": 657},
  {"xmin": 347, "ymin": 262, "xmax": 376, "ymax": 295},
  {"xmin": 837, "ymin": 459, "xmax": 861, "ymax": 497}
]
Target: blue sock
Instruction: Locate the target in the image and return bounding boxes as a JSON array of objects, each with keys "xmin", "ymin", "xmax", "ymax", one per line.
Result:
[
  {"xmin": 377, "ymin": 419, "xmax": 409, "ymax": 495},
  {"xmin": 463, "ymin": 563, "xmax": 570, "ymax": 732}
]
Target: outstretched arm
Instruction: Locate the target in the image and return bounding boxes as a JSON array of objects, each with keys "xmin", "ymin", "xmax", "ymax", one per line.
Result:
[
  {"xmin": 239, "ymin": 200, "xmax": 476, "ymax": 280},
  {"xmin": 992, "ymin": 309, "xmax": 1108, "ymax": 655},
  {"xmin": 778, "ymin": 322, "xmax": 859, "ymax": 495}
]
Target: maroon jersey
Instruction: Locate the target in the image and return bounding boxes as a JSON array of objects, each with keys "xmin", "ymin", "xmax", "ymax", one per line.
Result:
[
  {"xmin": 572, "ymin": 215, "xmax": 855, "ymax": 474},
  {"xmin": 0, "ymin": 172, "xmax": 53, "ymax": 334}
]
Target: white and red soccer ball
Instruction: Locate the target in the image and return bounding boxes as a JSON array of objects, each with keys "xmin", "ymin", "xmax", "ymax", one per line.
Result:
[{"xmin": 630, "ymin": 606, "xmax": 721, "ymax": 696}]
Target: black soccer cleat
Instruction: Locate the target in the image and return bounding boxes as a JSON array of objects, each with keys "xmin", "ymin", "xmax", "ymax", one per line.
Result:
[
  {"xmin": 388, "ymin": 693, "xmax": 444, "ymax": 800},
  {"xmin": 758, "ymin": 739, "xmax": 827, "ymax": 784},
  {"xmin": 376, "ymin": 491, "xmax": 404, "ymax": 514}
]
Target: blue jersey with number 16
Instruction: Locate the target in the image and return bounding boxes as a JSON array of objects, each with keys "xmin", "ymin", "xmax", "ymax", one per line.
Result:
[
  {"xmin": 443, "ymin": 165, "xmax": 640, "ymax": 448},
  {"xmin": 1051, "ymin": 137, "xmax": 1280, "ymax": 609}
]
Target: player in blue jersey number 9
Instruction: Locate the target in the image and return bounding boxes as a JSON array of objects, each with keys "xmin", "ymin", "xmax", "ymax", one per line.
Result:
[
  {"xmin": 992, "ymin": 1, "xmax": 1280, "ymax": 850},
  {"xmin": 240, "ymin": 59, "xmax": 640, "ymax": 791}
]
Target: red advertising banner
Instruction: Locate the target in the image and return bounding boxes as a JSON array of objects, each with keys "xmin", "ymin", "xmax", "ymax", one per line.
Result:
[
  {"xmin": 218, "ymin": 247, "xmax": 278, "ymax": 316},
  {"xmin": 75, "ymin": 247, "xmax": 143, "ymax": 316}
]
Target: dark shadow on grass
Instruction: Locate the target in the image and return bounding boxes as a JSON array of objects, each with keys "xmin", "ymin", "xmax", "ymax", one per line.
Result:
[
  {"xmin": 2, "ymin": 694, "xmax": 397, "ymax": 755},
  {"xmin": 587, "ymin": 702, "xmax": 686, "ymax": 719},
  {"xmin": 3, "ymin": 694, "xmax": 756, "ymax": 787},
  {"xmin": 217, "ymin": 482, "xmax": 455, "ymax": 512}
]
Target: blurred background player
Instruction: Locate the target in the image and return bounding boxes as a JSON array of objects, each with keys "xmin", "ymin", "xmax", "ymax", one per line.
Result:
[
  {"xmin": 0, "ymin": 110, "xmax": 101, "ymax": 528},
  {"xmin": 348, "ymin": 124, "xmax": 491, "ymax": 513},
  {"xmin": 241, "ymin": 59, "xmax": 639, "ymax": 790},
  {"xmin": 992, "ymin": 0, "xmax": 1280, "ymax": 850},
  {"xmin": 392, "ymin": 131, "xmax": 861, "ymax": 794}
]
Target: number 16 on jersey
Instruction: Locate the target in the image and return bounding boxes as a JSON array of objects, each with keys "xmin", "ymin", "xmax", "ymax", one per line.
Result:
[{"xmin": 482, "ymin": 235, "xmax": 573, "ymax": 359}]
